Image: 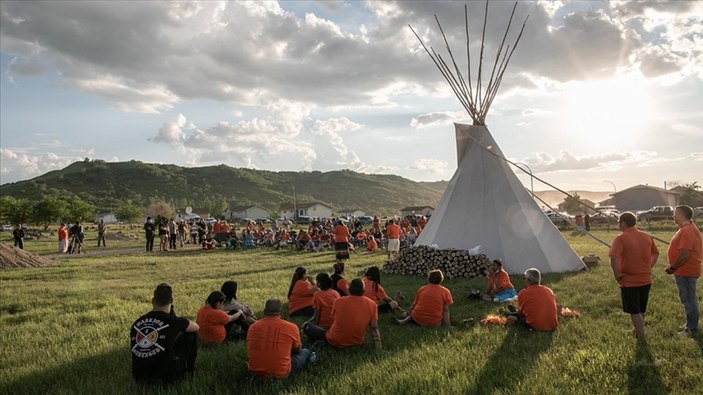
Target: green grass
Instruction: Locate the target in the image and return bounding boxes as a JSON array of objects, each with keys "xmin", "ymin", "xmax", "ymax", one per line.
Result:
[{"xmin": 1, "ymin": 229, "xmax": 702, "ymax": 394}]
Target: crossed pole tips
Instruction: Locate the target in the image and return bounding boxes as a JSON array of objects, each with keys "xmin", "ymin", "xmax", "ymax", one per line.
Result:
[{"xmin": 408, "ymin": 1, "xmax": 529, "ymax": 126}]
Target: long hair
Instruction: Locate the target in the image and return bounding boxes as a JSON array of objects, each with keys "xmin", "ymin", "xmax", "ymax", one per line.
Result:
[
  {"xmin": 206, "ymin": 291, "xmax": 225, "ymax": 308},
  {"xmin": 287, "ymin": 267, "xmax": 307, "ymax": 299},
  {"xmin": 365, "ymin": 266, "xmax": 381, "ymax": 292},
  {"xmin": 221, "ymin": 281, "xmax": 238, "ymax": 303}
]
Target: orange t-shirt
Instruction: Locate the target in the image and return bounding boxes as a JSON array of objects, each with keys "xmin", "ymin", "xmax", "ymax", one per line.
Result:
[
  {"xmin": 362, "ymin": 277, "xmax": 388, "ymax": 303},
  {"xmin": 335, "ymin": 278, "xmax": 349, "ymax": 295},
  {"xmin": 288, "ymin": 280, "xmax": 316, "ymax": 314},
  {"xmin": 246, "ymin": 316, "xmax": 301, "ymax": 378},
  {"xmin": 333, "ymin": 225, "xmax": 350, "ymax": 243},
  {"xmin": 668, "ymin": 222, "xmax": 702, "ymax": 278},
  {"xmin": 387, "ymin": 224, "xmax": 401, "ymax": 239},
  {"xmin": 488, "ymin": 270, "xmax": 514, "ymax": 293},
  {"xmin": 367, "ymin": 239, "xmax": 378, "ymax": 251},
  {"xmin": 325, "ymin": 296, "xmax": 378, "ymax": 348},
  {"xmin": 518, "ymin": 284, "xmax": 558, "ymax": 331},
  {"xmin": 410, "ymin": 284, "xmax": 454, "ymax": 326},
  {"xmin": 313, "ymin": 289, "xmax": 341, "ymax": 329},
  {"xmin": 196, "ymin": 305, "xmax": 230, "ymax": 344},
  {"xmin": 609, "ymin": 227, "xmax": 659, "ymax": 287},
  {"xmin": 58, "ymin": 227, "xmax": 68, "ymax": 240},
  {"xmin": 280, "ymin": 232, "xmax": 290, "ymax": 241},
  {"xmin": 213, "ymin": 222, "xmax": 222, "ymax": 234}
]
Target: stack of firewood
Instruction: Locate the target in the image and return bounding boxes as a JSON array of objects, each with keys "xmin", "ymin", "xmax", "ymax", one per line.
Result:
[{"xmin": 383, "ymin": 245, "xmax": 491, "ymax": 278}]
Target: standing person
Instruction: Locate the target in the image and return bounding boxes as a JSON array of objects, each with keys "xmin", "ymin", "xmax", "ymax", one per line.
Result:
[
  {"xmin": 58, "ymin": 223, "xmax": 68, "ymax": 253},
  {"xmin": 333, "ymin": 220, "xmax": 351, "ymax": 262},
  {"xmin": 665, "ymin": 205, "xmax": 702, "ymax": 336},
  {"xmin": 144, "ymin": 217, "xmax": 156, "ymax": 252},
  {"xmin": 69, "ymin": 222, "xmax": 84, "ymax": 254},
  {"xmin": 177, "ymin": 220, "xmax": 187, "ymax": 247},
  {"xmin": 246, "ymin": 299, "xmax": 314, "ymax": 378},
  {"xmin": 168, "ymin": 219, "xmax": 177, "ymax": 250},
  {"xmin": 386, "ymin": 219, "xmax": 401, "ymax": 260},
  {"xmin": 396, "ymin": 269, "xmax": 454, "ymax": 328},
  {"xmin": 12, "ymin": 223, "xmax": 25, "ymax": 249},
  {"xmin": 189, "ymin": 220, "xmax": 198, "ymax": 245},
  {"xmin": 609, "ymin": 212, "xmax": 659, "ymax": 340},
  {"xmin": 159, "ymin": 220, "xmax": 169, "ymax": 252},
  {"xmin": 97, "ymin": 219, "xmax": 107, "ymax": 247},
  {"xmin": 287, "ymin": 267, "xmax": 319, "ymax": 317},
  {"xmin": 584, "ymin": 213, "xmax": 591, "ymax": 232},
  {"xmin": 130, "ymin": 283, "xmax": 199, "ymax": 383}
]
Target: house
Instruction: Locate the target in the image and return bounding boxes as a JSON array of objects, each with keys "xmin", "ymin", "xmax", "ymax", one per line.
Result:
[
  {"xmin": 224, "ymin": 205, "xmax": 270, "ymax": 221},
  {"xmin": 557, "ymin": 198, "xmax": 596, "ymax": 214},
  {"xmin": 95, "ymin": 213, "xmax": 118, "ymax": 224},
  {"xmin": 280, "ymin": 202, "xmax": 333, "ymax": 219},
  {"xmin": 339, "ymin": 209, "xmax": 366, "ymax": 218},
  {"xmin": 611, "ymin": 185, "xmax": 679, "ymax": 212},
  {"xmin": 400, "ymin": 206, "xmax": 434, "ymax": 217}
]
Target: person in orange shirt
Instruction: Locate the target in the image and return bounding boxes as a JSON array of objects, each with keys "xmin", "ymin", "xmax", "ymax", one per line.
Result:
[
  {"xmin": 196, "ymin": 291, "xmax": 244, "ymax": 345},
  {"xmin": 247, "ymin": 299, "xmax": 314, "ymax": 378},
  {"xmin": 366, "ymin": 236, "xmax": 380, "ymax": 252},
  {"xmin": 363, "ymin": 266, "xmax": 405, "ymax": 314},
  {"xmin": 287, "ymin": 267, "xmax": 319, "ymax": 317},
  {"xmin": 506, "ymin": 268, "xmax": 559, "ymax": 331},
  {"xmin": 331, "ymin": 262, "xmax": 349, "ymax": 296},
  {"xmin": 302, "ymin": 278, "xmax": 382, "ymax": 350},
  {"xmin": 386, "ymin": 219, "xmax": 402, "ymax": 260},
  {"xmin": 665, "ymin": 205, "xmax": 702, "ymax": 335},
  {"xmin": 483, "ymin": 259, "xmax": 518, "ymax": 302},
  {"xmin": 396, "ymin": 269, "xmax": 453, "ymax": 327},
  {"xmin": 58, "ymin": 223, "xmax": 68, "ymax": 253},
  {"xmin": 609, "ymin": 212, "xmax": 659, "ymax": 339},
  {"xmin": 310, "ymin": 273, "xmax": 340, "ymax": 329},
  {"xmin": 333, "ymin": 220, "xmax": 351, "ymax": 262}
]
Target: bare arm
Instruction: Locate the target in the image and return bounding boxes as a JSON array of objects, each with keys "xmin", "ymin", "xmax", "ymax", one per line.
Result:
[
  {"xmin": 186, "ymin": 320, "xmax": 199, "ymax": 333},
  {"xmin": 226, "ymin": 310, "xmax": 243, "ymax": 323},
  {"xmin": 609, "ymin": 257, "xmax": 624, "ymax": 282},
  {"xmin": 666, "ymin": 249, "xmax": 690, "ymax": 273},
  {"xmin": 441, "ymin": 305, "xmax": 451, "ymax": 327},
  {"xmin": 312, "ymin": 307, "xmax": 321, "ymax": 325},
  {"xmin": 368, "ymin": 319, "xmax": 382, "ymax": 350}
]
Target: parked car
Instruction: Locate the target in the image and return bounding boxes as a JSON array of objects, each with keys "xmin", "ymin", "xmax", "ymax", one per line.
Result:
[
  {"xmin": 1, "ymin": 224, "xmax": 12, "ymax": 232},
  {"xmin": 545, "ymin": 211, "xmax": 569, "ymax": 227},
  {"xmin": 589, "ymin": 211, "xmax": 619, "ymax": 224},
  {"xmin": 205, "ymin": 217, "xmax": 217, "ymax": 224},
  {"xmin": 694, "ymin": 207, "xmax": 703, "ymax": 218},
  {"xmin": 296, "ymin": 216, "xmax": 312, "ymax": 224},
  {"xmin": 256, "ymin": 217, "xmax": 271, "ymax": 224},
  {"xmin": 636, "ymin": 206, "xmax": 674, "ymax": 222},
  {"xmin": 357, "ymin": 216, "xmax": 374, "ymax": 225}
]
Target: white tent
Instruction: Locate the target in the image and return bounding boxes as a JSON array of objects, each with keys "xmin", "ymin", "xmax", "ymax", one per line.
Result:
[
  {"xmin": 414, "ymin": 124, "xmax": 585, "ymax": 274},
  {"xmin": 410, "ymin": 3, "xmax": 585, "ymax": 274}
]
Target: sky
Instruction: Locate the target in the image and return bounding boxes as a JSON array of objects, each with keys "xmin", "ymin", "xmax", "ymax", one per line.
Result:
[{"xmin": 1, "ymin": 0, "xmax": 701, "ymax": 193}]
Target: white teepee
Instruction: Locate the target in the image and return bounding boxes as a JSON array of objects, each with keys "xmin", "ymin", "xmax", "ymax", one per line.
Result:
[
  {"xmin": 410, "ymin": 3, "xmax": 585, "ymax": 274},
  {"xmin": 414, "ymin": 124, "xmax": 585, "ymax": 274}
]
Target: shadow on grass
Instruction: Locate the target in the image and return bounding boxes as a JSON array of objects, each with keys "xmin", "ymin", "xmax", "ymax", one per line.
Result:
[
  {"xmin": 627, "ymin": 340, "xmax": 668, "ymax": 394},
  {"xmin": 467, "ymin": 328, "xmax": 553, "ymax": 395}
]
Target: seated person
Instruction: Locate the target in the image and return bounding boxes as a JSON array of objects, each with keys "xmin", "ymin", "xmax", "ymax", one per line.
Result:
[
  {"xmin": 331, "ymin": 262, "xmax": 350, "ymax": 296},
  {"xmin": 246, "ymin": 299, "xmax": 314, "ymax": 378},
  {"xmin": 396, "ymin": 269, "xmax": 453, "ymax": 327},
  {"xmin": 303, "ymin": 278, "xmax": 382, "ymax": 350},
  {"xmin": 505, "ymin": 268, "xmax": 559, "ymax": 331},
  {"xmin": 226, "ymin": 231, "xmax": 239, "ymax": 250},
  {"xmin": 196, "ymin": 291, "xmax": 244, "ymax": 345},
  {"xmin": 201, "ymin": 234, "xmax": 214, "ymax": 250},
  {"xmin": 287, "ymin": 267, "xmax": 319, "ymax": 317},
  {"xmin": 363, "ymin": 266, "xmax": 405, "ymax": 314},
  {"xmin": 130, "ymin": 283, "xmax": 199, "ymax": 383},
  {"xmin": 366, "ymin": 236, "xmax": 380, "ymax": 252},
  {"xmin": 311, "ymin": 273, "xmax": 340, "ymax": 329},
  {"xmin": 243, "ymin": 230, "xmax": 255, "ymax": 249},
  {"xmin": 484, "ymin": 259, "xmax": 518, "ymax": 302}
]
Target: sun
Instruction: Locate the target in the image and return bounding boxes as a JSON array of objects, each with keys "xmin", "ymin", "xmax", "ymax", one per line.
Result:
[{"xmin": 560, "ymin": 78, "xmax": 652, "ymax": 145}]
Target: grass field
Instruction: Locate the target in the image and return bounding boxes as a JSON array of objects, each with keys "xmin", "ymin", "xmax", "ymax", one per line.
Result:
[{"xmin": 1, "ymin": 228, "xmax": 701, "ymax": 395}]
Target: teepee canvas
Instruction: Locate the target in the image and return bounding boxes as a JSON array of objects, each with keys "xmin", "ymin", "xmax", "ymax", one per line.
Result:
[{"xmin": 410, "ymin": 3, "xmax": 585, "ymax": 274}]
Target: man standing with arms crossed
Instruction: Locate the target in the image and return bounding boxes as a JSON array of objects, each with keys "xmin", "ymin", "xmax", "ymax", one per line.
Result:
[
  {"xmin": 665, "ymin": 205, "xmax": 702, "ymax": 336},
  {"xmin": 609, "ymin": 212, "xmax": 659, "ymax": 340}
]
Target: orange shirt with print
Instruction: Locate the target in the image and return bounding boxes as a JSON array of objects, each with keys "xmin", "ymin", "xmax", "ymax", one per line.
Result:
[
  {"xmin": 488, "ymin": 270, "xmax": 514, "ymax": 293},
  {"xmin": 313, "ymin": 289, "xmax": 341, "ymax": 329},
  {"xmin": 246, "ymin": 316, "xmax": 301, "ymax": 378},
  {"xmin": 288, "ymin": 280, "xmax": 316, "ymax": 314},
  {"xmin": 196, "ymin": 305, "xmax": 230, "ymax": 344},
  {"xmin": 410, "ymin": 284, "xmax": 454, "ymax": 326},
  {"xmin": 668, "ymin": 222, "xmax": 702, "ymax": 278},
  {"xmin": 367, "ymin": 239, "xmax": 378, "ymax": 251},
  {"xmin": 609, "ymin": 227, "xmax": 659, "ymax": 287},
  {"xmin": 362, "ymin": 277, "xmax": 388, "ymax": 303},
  {"xmin": 333, "ymin": 224, "xmax": 350, "ymax": 243},
  {"xmin": 325, "ymin": 295, "xmax": 378, "ymax": 348},
  {"xmin": 518, "ymin": 284, "xmax": 558, "ymax": 331},
  {"xmin": 387, "ymin": 224, "xmax": 401, "ymax": 239}
]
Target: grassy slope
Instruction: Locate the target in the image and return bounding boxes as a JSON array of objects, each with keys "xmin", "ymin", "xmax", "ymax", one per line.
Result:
[{"xmin": 1, "ymin": 228, "xmax": 702, "ymax": 395}]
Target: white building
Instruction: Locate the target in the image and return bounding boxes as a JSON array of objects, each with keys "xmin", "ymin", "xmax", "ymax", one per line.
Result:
[
  {"xmin": 224, "ymin": 205, "xmax": 270, "ymax": 220},
  {"xmin": 280, "ymin": 202, "xmax": 333, "ymax": 219}
]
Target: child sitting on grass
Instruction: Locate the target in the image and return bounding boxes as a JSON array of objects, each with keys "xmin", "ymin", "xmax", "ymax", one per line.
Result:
[{"xmin": 483, "ymin": 259, "xmax": 517, "ymax": 302}]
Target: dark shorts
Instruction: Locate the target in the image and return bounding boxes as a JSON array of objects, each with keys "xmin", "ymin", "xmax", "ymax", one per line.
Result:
[
  {"xmin": 378, "ymin": 302, "xmax": 392, "ymax": 313},
  {"xmin": 620, "ymin": 284, "xmax": 651, "ymax": 314},
  {"xmin": 290, "ymin": 305, "xmax": 315, "ymax": 317}
]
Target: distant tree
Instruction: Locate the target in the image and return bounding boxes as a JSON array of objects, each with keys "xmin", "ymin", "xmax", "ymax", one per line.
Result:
[
  {"xmin": 210, "ymin": 198, "xmax": 228, "ymax": 218},
  {"xmin": 558, "ymin": 192, "xmax": 583, "ymax": 214},
  {"xmin": 146, "ymin": 198, "xmax": 175, "ymax": 219},
  {"xmin": 0, "ymin": 196, "xmax": 32, "ymax": 225},
  {"xmin": 116, "ymin": 202, "xmax": 144, "ymax": 224},
  {"xmin": 679, "ymin": 182, "xmax": 703, "ymax": 207},
  {"xmin": 30, "ymin": 197, "xmax": 68, "ymax": 231},
  {"xmin": 63, "ymin": 197, "xmax": 95, "ymax": 223}
]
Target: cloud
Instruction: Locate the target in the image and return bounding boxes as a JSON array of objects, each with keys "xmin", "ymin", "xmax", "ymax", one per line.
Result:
[
  {"xmin": 520, "ymin": 150, "xmax": 658, "ymax": 173},
  {"xmin": 0, "ymin": 148, "xmax": 81, "ymax": 184},
  {"xmin": 410, "ymin": 111, "xmax": 464, "ymax": 128},
  {"xmin": 149, "ymin": 113, "xmax": 187, "ymax": 144},
  {"xmin": 312, "ymin": 117, "xmax": 367, "ymax": 169},
  {"xmin": 408, "ymin": 158, "xmax": 449, "ymax": 174}
]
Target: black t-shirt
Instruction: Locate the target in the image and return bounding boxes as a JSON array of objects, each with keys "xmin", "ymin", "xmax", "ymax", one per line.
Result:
[
  {"xmin": 143, "ymin": 222, "xmax": 156, "ymax": 237},
  {"xmin": 130, "ymin": 311, "xmax": 189, "ymax": 381}
]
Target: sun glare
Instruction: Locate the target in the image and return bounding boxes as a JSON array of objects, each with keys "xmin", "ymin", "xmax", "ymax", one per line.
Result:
[{"xmin": 561, "ymin": 79, "xmax": 652, "ymax": 145}]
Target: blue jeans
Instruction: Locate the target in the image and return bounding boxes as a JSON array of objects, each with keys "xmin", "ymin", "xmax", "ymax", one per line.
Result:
[
  {"xmin": 675, "ymin": 276, "xmax": 699, "ymax": 331},
  {"xmin": 290, "ymin": 348, "xmax": 311, "ymax": 375}
]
